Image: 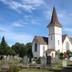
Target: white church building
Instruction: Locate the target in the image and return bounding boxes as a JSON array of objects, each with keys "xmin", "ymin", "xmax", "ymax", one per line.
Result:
[{"xmin": 32, "ymin": 7, "xmax": 72, "ymax": 58}]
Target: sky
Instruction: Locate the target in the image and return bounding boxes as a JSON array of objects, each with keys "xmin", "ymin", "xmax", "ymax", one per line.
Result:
[{"xmin": 0, "ymin": 0, "xmax": 72, "ymax": 46}]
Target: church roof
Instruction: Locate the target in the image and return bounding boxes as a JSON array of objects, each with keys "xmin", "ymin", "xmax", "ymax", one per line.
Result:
[
  {"xmin": 33, "ymin": 35, "xmax": 72, "ymax": 45},
  {"xmin": 33, "ymin": 36, "xmax": 48, "ymax": 45},
  {"xmin": 62, "ymin": 34, "xmax": 72, "ymax": 43},
  {"xmin": 48, "ymin": 7, "xmax": 62, "ymax": 28},
  {"xmin": 62, "ymin": 34, "xmax": 67, "ymax": 42},
  {"xmin": 69, "ymin": 37, "xmax": 72, "ymax": 44}
]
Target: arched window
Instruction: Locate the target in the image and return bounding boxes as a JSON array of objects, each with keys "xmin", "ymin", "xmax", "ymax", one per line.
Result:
[
  {"xmin": 58, "ymin": 40, "xmax": 60, "ymax": 45},
  {"xmin": 66, "ymin": 42, "xmax": 69, "ymax": 50},
  {"xmin": 34, "ymin": 43, "xmax": 37, "ymax": 52}
]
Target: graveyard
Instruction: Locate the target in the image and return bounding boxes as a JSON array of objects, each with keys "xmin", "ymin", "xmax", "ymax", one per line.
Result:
[
  {"xmin": 0, "ymin": 34, "xmax": 72, "ymax": 72},
  {"xmin": 0, "ymin": 53, "xmax": 72, "ymax": 72},
  {"xmin": 0, "ymin": 0, "xmax": 72, "ymax": 72}
]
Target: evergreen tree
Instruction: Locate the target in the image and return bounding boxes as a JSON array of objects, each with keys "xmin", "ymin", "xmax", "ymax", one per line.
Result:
[{"xmin": 0, "ymin": 36, "xmax": 9, "ymax": 55}]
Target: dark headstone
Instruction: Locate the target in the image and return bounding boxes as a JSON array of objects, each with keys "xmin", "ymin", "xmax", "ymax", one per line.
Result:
[{"xmin": 47, "ymin": 56, "xmax": 51, "ymax": 66}]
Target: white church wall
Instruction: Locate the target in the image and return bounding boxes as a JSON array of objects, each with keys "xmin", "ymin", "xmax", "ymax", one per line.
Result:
[
  {"xmin": 55, "ymin": 34, "xmax": 62, "ymax": 52},
  {"xmin": 49, "ymin": 34, "xmax": 56, "ymax": 50},
  {"xmin": 49, "ymin": 26, "xmax": 54, "ymax": 34},
  {"xmin": 54, "ymin": 27, "xmax": 62, "ymax": 52},
  {"xmin": 62, "ymin": 36, "xmax": 72, "ymax": 52},
  {"xmin": 54, "ymin": 27, "xmax": 62, "ymax": 34},
  {"xmin": 48, "ymin": 27, "xmax": 55, "ymax": 49},
  {"xmin": 32, "ymin": 41, "xmax": 48, "ymax": 57},
  {"xmin": 32, "ymin": 41, "xmax": 40, "ymax": 58},
  {"xmin": 48, "ymin": 26, "xmax": 62, "ymax": 52},
  {"xmin": 40, "ymin": 45, "xmax": 48, "ymax": 57}
]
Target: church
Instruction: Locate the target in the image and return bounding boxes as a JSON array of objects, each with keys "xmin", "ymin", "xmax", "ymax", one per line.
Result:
[{"xmin": 32, "ymin": 7, "xmax": 72, "ymax": 58}]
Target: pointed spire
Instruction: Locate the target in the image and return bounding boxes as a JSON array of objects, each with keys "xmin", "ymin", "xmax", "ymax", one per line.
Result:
[
  {"xmin": 51, "ymin": 7, "xmax": 59, "ymax": 24},
  {"xmin": 48, "ymin": 7, "xmax": 62, "ymax": 27}
]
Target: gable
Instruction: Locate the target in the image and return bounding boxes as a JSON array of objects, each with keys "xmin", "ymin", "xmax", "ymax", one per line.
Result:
[
  {"xmin": 32, "ymin": 36, "xmax": 48, "ymax": 45},
  {"xmin": 62, "ymin": 36, "xmax": 72, "ymax": 52},
  {"xmin": 62, "ymin": 35, "xmax": 72, "ymax": 44},
  {"xmin": 63, "ymin": 36, "xmax": 71, "ymax": 45},
  {"xmin": 62, "ymin": 35, "xmax": 67, "ymax": 43}
]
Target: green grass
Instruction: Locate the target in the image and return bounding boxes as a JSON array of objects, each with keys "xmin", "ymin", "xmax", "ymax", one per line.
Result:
[
  {"xmin": 0, "ymin": 59, "xmax": 72, "ymax": 72},
  {"xmin": 19, "ymin": 68, "xmax": 52, "ymax": 72}
]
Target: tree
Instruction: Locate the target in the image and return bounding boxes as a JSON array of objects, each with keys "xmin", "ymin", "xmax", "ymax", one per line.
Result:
[
  {"xmin": 0, "ymin": 36, "xmax": 9, "ymax": 55},
  {"xmin": 11, "ymin": 42, "xmax": 33, "ymax": 61},
  {"xmin": 7, "ymin": 48, "xmax": 16, "ymax": 56},
  {"xmin": 26, "ymin": 42, "xmax": 33, "ymax": 62},
  {"xmin": 12, "ymin": 43, "xmax": 26, "ymax": 58}
]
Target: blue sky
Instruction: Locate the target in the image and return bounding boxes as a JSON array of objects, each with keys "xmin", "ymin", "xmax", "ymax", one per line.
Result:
[{"xmin": 0, "ymin": 0, "xmax": 72, "ymax": 46}]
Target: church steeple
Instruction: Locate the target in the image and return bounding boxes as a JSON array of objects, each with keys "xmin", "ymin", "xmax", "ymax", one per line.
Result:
[
  {"xmin": 48, "ymin": 7, "xmax": 62, "ymax": 53},
  {"xmin": 48, "ymin": 7, "xmax": 62, "ymax": 27}
]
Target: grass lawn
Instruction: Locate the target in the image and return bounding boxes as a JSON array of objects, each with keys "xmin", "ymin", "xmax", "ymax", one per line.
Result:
[
  {"xmin": 19, "ymin": 68, "xmax": 52, "ymax": 72},
  {"xmin": 0, "ymin": 59, "xmax": 72, "ymax": 72}
]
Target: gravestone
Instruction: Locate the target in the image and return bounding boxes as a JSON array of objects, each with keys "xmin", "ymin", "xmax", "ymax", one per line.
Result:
[
  {"xmin": 62, "ymin": 58, "xmax": 67, "ymax": 67},
  {"xmin": 47, "ymin": 56, "xmax": 51, "ymax": 66},
  {"xmin": 23, "ymin": 56, "xmax": 29, "ymax": 65},
  {"xmin": 55, "ymin": 50, "xmax": 60, "ymax": 63},
  {"xmin": 31, "ymin": 58, "xmax": 36, "ymax": 64},
  {"xmin": 55, "ymin": 54, "xmax": 60, "ymax": 63},
  {"xmin": 6, "ymin": 55, "xmax": 11, "ymax": 62},
  {"xmin": 41, "ymin": 56, "xmax": 46, "ymax": 66}
]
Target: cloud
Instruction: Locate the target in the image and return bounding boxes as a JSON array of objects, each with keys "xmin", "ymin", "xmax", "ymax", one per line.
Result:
[
  {"xmin": 0, "ymin": 27, "xmax": 7, "ymax": 33},
  {"xmin": 43, "ymin": 8, "xmax": 72, "ymax": 27},
  {"xmin": 44, "ymin": 9, "xmax": 66, "ymax": 21},
  {"xmin": 0, "ymin": 0, "xmax": 21, "ymax": 13},
  {"xmin": 5, "ymin": 32, "xmax": 33, "ymax": 46},
  {"xmin": 0, "ymin": 0, "xmax": 45, "ymax": 13},
  {"xmin": 43, "ymin": 9, "xmax": 51, "ymax": 20},
  {"xmin": 12, "ymin": 21, "xmax": 25, "ymax": 27},
  {"xmin": 0, "ymin": 26, "xmax": 33, "ymax": 46}
]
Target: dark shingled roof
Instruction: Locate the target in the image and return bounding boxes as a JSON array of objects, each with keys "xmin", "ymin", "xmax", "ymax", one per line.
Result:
[
  {"xmin": 48, "ymin": 7, "xmax": 62, "ymax": 27},
  {"xmin": 69, "ymin": 37, "xmax": 72, "ymax": 44},
  {"xmin": 62, "ymin": 34, "xmax": 67, "ymax": 42},
  {"xmin": 33, "ymin": 36, "xmax": 48, "ymax": 45},
  {"xmin": 33, "ymin": 35, "xmax": 72, "ymax": 45},
  {"xmin": 62, "ymin": 34, "xmax": 72, "ymax": 43}
]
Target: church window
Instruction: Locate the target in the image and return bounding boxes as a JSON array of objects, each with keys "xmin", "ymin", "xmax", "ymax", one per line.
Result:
[
  {"xmin": 35, "ymin": 43, "xmax": 37, "ymax": 52},
  {"xmin": 66, "ymin": 42, "xmax": 69, "ymax": 50},
  {"xmin": 58, "ymin": 40, "xmax": 60, "ymax": 45},
  {"xmin": 51, "ymin": 36, "xmax": 52, "ymax": 40},
  {"xmin": 43, "ymin": 46, "xmax": 45, "ymax": 52}
]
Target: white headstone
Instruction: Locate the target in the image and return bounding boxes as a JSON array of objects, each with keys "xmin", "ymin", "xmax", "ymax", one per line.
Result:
[
  {"xmin": 62, "ymin": 58, "xmax": 67, "ymax": 67},
  {"xmin": 23, "ymin": 56, "xmax": 29, "ymax": 65}
]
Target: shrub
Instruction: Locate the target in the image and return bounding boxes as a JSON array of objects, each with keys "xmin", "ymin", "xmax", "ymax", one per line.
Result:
[{"xmin": 59, "ymin": 53, "xmax": 64, "ymax": 60}]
